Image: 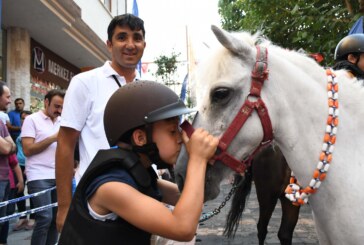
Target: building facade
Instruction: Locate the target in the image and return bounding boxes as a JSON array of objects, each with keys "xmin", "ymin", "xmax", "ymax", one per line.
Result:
[{"xmin": 1, "ymin": 0, "xmax": 126, "ymax": 111}]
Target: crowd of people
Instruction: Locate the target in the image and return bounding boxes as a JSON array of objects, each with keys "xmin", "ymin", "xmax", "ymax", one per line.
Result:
[
  {"xmin": 0, "ymin": 12, "xmax": 364, "ymax": 245},
  {"xmin": 0, "ymin": 85, "xmax": 65, "ymax": 245}
]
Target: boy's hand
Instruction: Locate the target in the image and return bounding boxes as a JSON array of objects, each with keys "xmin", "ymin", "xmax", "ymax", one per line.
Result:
[{"xmin": 182, "ymin": 128, "xmax": 219, "ymax": 162}]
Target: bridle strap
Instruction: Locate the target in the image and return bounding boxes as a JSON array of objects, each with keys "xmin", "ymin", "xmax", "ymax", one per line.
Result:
[
  {"xmin": 181, "ymin": 46, "xmax": 273, "ymax": 174},
  {"xmin": 250, "ymin": 45, "xmax": 269, "ymax": 96}
]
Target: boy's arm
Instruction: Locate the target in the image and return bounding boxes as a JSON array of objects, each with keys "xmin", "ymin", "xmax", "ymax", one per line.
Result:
[
  {"xmin": 157, "ymin": 179, "xmax": 180, "ymax": 206},
  {"xmin": 55, "ymin": 126, "xmax": 80, "ymax": 232}
]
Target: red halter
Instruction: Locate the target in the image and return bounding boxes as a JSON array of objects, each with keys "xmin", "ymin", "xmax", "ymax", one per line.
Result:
[{"xmin": 181, "ymin": 46, "xmax": 273, "ymax": 174}]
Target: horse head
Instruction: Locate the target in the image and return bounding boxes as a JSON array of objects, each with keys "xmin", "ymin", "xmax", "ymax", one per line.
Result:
[{"xmin": 175, "ymin": 25, "xmax": 275, "ymax": 201}]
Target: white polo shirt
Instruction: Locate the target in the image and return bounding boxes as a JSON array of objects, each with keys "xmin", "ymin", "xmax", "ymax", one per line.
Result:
[
  {"xmin": 22, "ymin": 111, "xmax": 61, "ymax": 181},
  {"xmin": 61, "ymin": 61, "xmax": 137, "ymax": 182}
]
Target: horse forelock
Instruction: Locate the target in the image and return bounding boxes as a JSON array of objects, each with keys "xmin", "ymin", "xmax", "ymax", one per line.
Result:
[{"xmin": 192, "ymin": 30, "xmax": 262, "ymax": 95}]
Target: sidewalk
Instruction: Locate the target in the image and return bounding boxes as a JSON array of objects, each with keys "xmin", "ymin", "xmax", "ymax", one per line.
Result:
[
  {"xmin": 7, "ymin": 220, "xmax": 32, "ymax": 244},
  {"xmin": 195, "ymin": 183, "xmax": 319, "ymax": 244}
]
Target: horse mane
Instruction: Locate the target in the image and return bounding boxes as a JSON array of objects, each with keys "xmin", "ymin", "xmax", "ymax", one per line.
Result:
[{"xmin": 241, "ymin": 31, "xmax": 364, "ymax": 110}]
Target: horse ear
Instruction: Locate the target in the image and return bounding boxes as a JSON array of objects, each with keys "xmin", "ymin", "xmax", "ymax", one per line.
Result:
[{"xmin": 211, "ymin": 25, "xmax": 253, "ymax": 58}]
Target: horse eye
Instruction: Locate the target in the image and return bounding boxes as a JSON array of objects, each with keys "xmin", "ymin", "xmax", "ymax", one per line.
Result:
[{"xmin": 211, "ymin": 87, "xmax": 232, "ymax": 104}]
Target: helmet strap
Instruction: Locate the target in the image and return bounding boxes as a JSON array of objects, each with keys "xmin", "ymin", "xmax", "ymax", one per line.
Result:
[
  {"xmin": 333, "ymin": 60, "xmax": 364, "ymax": 79},
  {"xmin": 132, "ymin": 124, "xmax": 170, "ymax": 169}
]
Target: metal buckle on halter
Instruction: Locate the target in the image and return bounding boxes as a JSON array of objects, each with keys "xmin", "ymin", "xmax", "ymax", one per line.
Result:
[
  {"xmin": 246, "ymin": 93, "xmax": 260, "ymax": 102},
  {"xmin": 261, "ymin": 140, "xmax": 272, "ymax": 146}
]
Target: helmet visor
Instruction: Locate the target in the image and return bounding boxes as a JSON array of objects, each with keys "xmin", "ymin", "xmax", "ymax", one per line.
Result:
[{"xmin": 144, "ymin": 100, "xmax": 196, "ymax": 123}]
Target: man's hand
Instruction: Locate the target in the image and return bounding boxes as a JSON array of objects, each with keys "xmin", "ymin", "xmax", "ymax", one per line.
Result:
[
  {"xmin": 56, "ymin": 207, "xmax": 69, "ymax": 232},
  {"xmin": 16, "ymin": 181, "xmax": 24, "ymax": 193}
]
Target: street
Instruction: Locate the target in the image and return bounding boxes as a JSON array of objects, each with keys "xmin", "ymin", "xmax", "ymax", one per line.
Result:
[
  {"xmin": 196, "ymin": 182, "xmax": 319, "ymax": 244},
  {"xmin": 7, "ymin": 182, "xmax": 319, "ymax": 245}
]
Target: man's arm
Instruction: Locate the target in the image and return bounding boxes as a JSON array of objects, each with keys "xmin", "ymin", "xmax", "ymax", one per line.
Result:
[
  {"xmin": 22, "ymin": 133, "xmax": 58, "ymax": 157},
  {"xmin": 7, "ymin": 112, "xmax": 21, "ymax": 132},
  {"xmin": 0, "ymin": 135, "xmax": 16, "ymax": 155},
  {"xmin": 55, "ymin": 126, "xmax": 80, "ymax": 232},
  {"xmin": 7, "ymin": 124, "xmax": 21, "ymax": 132},
  {"xmin": 12, "ymin": 164, "xmax": 24, "ymax": 193}
]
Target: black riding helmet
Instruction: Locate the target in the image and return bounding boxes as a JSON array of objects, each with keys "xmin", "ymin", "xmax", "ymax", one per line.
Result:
[
  {"xmin": 104, "ymin": 80, "xmax": 195, "ymax": 146},
  {"xmin": 334, "ymin": 34, "xmax": 364, "ymax": 61}
]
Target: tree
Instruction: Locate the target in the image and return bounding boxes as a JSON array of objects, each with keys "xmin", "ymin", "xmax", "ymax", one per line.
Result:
[
  {"xmin": 218, "ymin": 0, "xmax": 362, "ymax": 65},
  {"xmin": 154, "ymin": 51, "xmax": 181, "ymax": 86}
]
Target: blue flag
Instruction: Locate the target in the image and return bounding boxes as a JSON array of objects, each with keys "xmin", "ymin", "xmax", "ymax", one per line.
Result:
[
  {"xmin": 132, "ymin": 0, "xmax": 142, "ymax": 76},
  {"xmin": 132, "ymin": 0, "xmax": 139, "ymax": 16},
  {"xmin": 180, "ymin": 74, "xmax": 188, "ymax": 102},
  {"xmin": 349, "ymin": 16, "xmax": 363, "ymax": 35}
]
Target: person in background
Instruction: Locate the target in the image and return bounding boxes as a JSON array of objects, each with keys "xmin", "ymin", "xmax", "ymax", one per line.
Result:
[
  {"xmin": 0, "ymin": 109, "xmax": 10, "ymax": 126},
  {"xmin": 8, "ymin": 98, "xmax": 24, "ymax": 142},
  {"xmin": 0, "ymin": 153, "xmax": 24, "ymax": 245},
  {"xmin": 13, "ymin": 110, "xmax": 34, "ymax": 231},
  {"xmin": 56, "ymin": 13, "xmax": 146, "ymax": 231},
  {"xmin": 0, "ymin": 81, "xmax": 16, "ymax": 241},
  {"xmin": 333, "ymin": 33, "xmax": 364, "ymax": 79},
  {"xmin": 22, "ymin": 90, "xmax": 64, "ymax": 245}
]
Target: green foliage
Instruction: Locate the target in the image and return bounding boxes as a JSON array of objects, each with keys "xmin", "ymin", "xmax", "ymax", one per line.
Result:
[
  {"xmin": 218, "ymin": 0, "xmax": 362, "ymax": 65},
  {"xmin": 154, "ymin": 51, "xmax": 181, "ymax": 86}
]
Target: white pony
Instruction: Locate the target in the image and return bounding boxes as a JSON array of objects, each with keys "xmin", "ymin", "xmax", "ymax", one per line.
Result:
[{"xmin": 175, "ymin": 25, "xmax": 364, "ymax": 245}]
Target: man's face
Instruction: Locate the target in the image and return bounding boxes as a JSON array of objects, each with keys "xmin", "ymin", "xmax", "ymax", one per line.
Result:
[
  {"xmin": 107, "ymin": 25, "xmax": 146, "ymax": 70},
  {"xmin": 0, "ymin": 86, "xmax": 11, "ymax": 111},
  {"xmin": 45, "ymin": 95, "xmax": 63, "ymax": 120},
  {"xmin": 15, "ymin": 100, "xmax": 24, "ymax": 111}
]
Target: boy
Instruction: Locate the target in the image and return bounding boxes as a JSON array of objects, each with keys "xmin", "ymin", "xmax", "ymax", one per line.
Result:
[
  {"xmin": 333, "ymin": 33, "xmax": 364, "ymax": 79},
  {"xmin": 59, "ymin": 81, "xmax": 218, "ymax": 244}
]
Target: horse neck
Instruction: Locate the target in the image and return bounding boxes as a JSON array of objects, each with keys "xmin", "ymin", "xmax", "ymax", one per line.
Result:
[{"xmin": 265, "ymin": 55, "xmax": 328, "ymax": 183}]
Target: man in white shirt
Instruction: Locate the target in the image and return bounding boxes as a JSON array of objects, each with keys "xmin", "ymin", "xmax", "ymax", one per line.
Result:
[
  {"xmin": 22, "ymin": 90, "xmax": 64, "ymax": 245},
  {"xmin": 55, "ymin": 13, "xmax": 146, "ymax": 231}
]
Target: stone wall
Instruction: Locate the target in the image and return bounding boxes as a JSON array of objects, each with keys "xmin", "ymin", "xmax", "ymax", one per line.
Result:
[{"xmin": 6, "ymin": 27, "xmax": 31, "ymax": 111}]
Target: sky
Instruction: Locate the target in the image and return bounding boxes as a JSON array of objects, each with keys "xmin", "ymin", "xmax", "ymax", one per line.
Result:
[{"xmin": 127, "ymin": 0, "xmax": 222, "ymax": 81}]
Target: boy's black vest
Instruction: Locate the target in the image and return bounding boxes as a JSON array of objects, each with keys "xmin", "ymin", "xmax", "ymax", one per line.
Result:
[{"xmin": 58, "ymin": 148, "xmax": 158, "ymax": 245}]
